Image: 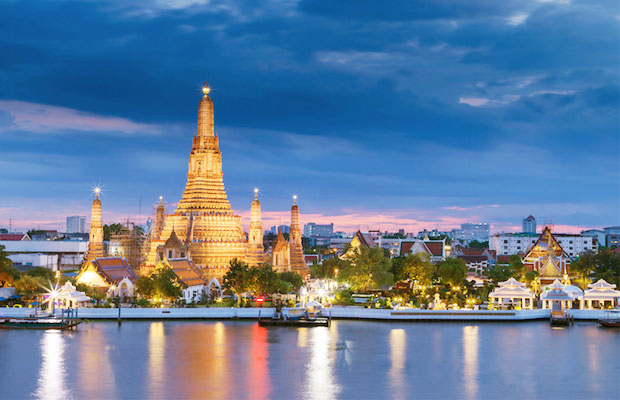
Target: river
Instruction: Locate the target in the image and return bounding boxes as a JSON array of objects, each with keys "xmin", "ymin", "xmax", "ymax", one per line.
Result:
[{"xmin": 0, "ymin": 320, "xmax": 618, "ymax": 399}]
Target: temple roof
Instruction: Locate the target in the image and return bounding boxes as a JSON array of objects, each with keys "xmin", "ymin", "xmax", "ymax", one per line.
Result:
[
  {"xmin": 91, "ymin": 257, "xmax": 138, "ymax": 284},
  {"xmin": 167, "ymin": 258, "xmax": 207, "ymax": 287}
]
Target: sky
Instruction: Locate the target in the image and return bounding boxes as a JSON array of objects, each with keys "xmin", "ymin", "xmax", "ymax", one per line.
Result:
[{"xmin": 0, "ymin": 0, "xmax": 618, "ymax": 235}]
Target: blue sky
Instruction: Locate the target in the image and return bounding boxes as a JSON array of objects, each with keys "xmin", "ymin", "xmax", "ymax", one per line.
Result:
[{"xmin": 0, "ymin": 0, "xmax": 618, "ymax": 234}]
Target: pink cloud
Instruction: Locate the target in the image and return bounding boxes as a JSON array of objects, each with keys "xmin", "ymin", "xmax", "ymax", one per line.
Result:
[
  {"xmin": 442, "ymin": 204, "xmax": 501, "ymax": 211},
  {"xmin": 0, "ymin": 100, "xmax": 158, "ymax": 134}
]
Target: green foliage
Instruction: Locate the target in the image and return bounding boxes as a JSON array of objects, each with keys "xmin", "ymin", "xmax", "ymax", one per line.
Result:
[
  {"xmin": 136, "ymin": 298, "xmax": 152, "ymax": 307},
  {"xmin": 0, "ymin": 244, "xmax": 19, "ymax": 287},
  {"xmin": 13, "ymin": 275, "xmax": 47, "ymax": 298},
  {"xmin": 333, "ymin": 289, "xmax": 356, "ymax": 305},
  {"xmin": 103, "ymin": 223, "xmax": 122, "ymax": 241},
  {"xmin": 223, "ymin": 258, "xmax": 253, "ymax": 306},
  {"xmin": 468, "ymin": 240, "xmax": 489, "ymax": 249},
  {"xmin": 135, "ymin": 275, "xmax": 154, "ymax": 297},
  {"xmin": 590, "ymin": 249, "xmax": 620, "ymax": 287},
  {"xmin": 508, "ymin": 255, "xmax": 525, "ymax": 279},
  {"xmin": 24, "ymin": 267, "xmax": 55, "ymax": 281},
  {"xmin": 151, "ymin": 267, "xmax": 183, "ymax": 300},
  {"xmin": 310, "ymin": 257, "xmax": 348, "ymax": 279},
  {"xmin": 339, "ymin": 246, "xmax": 393, "ymax": 291},
  {"xmin": 487, "ymin": 263, "xmax": 516, "ymax": 285},
  {"xmin": 251, "ymin": 264, "xmax": 281, "ymax": 295},
  {"xmin": 399, "ymin": 253, "xmax": 434, "ymax": 285},
  {"xmin": 279, "ymin": 271, "xmax": 303, "ymax": 291},
  {"xmin": 436, "ymin": 258, "xmax": 466, "ymax": 286}
]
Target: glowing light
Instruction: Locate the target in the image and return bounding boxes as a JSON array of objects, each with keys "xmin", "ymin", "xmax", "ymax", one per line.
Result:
[
  {"xmin": 293, "ymin": 195, "xmax": 298, "ymax": 201},
  {"xmin": 254, "ymin": 188, "xmax": 259, "ymax": 194},
  {"xmin": 202, "ymin": 82, "xmax": 211, "ymax": 95}
]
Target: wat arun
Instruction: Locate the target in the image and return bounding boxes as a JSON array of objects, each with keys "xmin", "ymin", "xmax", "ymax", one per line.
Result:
[{"xmin": 145, "ymin": 84, "xmax": 247, "ymax": 281}]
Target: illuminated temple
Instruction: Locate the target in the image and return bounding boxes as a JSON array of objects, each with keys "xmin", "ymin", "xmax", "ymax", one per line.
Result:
[{"xmin": 144, "ymin": 85, "xmax": 247, "ymax": 281}]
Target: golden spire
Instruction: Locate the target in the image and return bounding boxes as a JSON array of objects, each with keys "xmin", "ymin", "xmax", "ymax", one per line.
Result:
[
  {"xmin": 254, "ymin": 188, "xmax": 259, "ymax": 199},
  {"xmin": 197, "ymin": 81, "xmax": 214, "ymax": 137}
]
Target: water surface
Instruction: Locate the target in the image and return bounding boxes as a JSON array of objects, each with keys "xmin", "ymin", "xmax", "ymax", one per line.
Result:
[{"xmin": 0, "ymin": 320, "xmax": 618, "ymax": 399}]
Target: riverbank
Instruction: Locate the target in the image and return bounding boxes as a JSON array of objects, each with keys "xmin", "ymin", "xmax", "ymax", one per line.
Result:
[{"xmin": 1, "ymin": 307, "xmax": 613, "ymax": 321}]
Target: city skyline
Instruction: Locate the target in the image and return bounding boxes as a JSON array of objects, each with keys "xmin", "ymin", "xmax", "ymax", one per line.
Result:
[{"xmin": 1, "ymin": 0, "xmax": 618, "ymax": 234}]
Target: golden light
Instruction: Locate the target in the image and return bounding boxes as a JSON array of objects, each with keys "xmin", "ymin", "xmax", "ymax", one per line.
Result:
[
  {"xmin": 202, "ymin": 83, "xmax": 211, "ymax": 95},
  {"xmin": 293, "ymin": 194, "xmax": 297, "ymax": 201},
  {"xmin": 159, "ymin": 195, "xmax": 163, "ymax": 202},
  {"xmin": 93, "ymin": 186, "xmax": 101, "ymax": 196}
]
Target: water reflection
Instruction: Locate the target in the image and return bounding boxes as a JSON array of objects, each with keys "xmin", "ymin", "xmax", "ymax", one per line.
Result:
[
  {"xmin": 79, "ymin": 327, "xmax": 116, "ymax": 398},
  {"xmin": 34, "ymin": 331, "xmax": 70, "ymax": 400},
  {"xmin": 248, "ymin": 324, "xmax": 271, "ymax": 399},
  {"xmin": 462, "ymin": 326, "xmax": 479, "ymax": 400},
  {"xmin": 389, "ymin": 329, "xmax": 407, "ymax": 400},
  {"xmin": 149, "ymin": 322, "xmax": 165, "ymax": 399},
  {"xmin": 304, "ymin": 328, "xmax": 339, "ymax": 400}
]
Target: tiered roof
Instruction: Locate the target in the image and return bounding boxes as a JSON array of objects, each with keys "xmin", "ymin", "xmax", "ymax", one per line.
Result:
[{"xmin": 167, "ymin": 258, "xmax": 207, "ymax": 287}]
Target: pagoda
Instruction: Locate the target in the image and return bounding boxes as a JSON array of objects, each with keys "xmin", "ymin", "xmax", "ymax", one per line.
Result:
[
  {"xmin": 289, "ymin": 196, "xmax": 309, "ymax": 275},
  {"xmin": 246, "ymin": 189, "xmax": 267, "ymax": 266},
  {"xmin": 145, "ymin": 84, "xmax": 247, "ymax": 281},
  {"xmin": 85, "ymin": 187, "xmax": 105, "ymax": 261}
]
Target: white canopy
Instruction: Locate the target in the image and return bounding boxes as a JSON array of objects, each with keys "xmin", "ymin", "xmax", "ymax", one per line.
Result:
[
  {"xmin": 540, "ymin": 279, "xmax": 573, "ymax": 301},
  {"xmin": 584, "ymin": 279, "xmax": 620, "ymax": 301},
  {"xmin": 489, "ymin": 277, "xmax": 533, "ymax": 299},
  {"xmin": 58, "ymin": 281, "xmax": 91, "ymax": 303}
]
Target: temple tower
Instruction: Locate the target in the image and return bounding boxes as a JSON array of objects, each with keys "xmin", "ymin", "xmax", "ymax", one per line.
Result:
[
  {"xmin": 272, "ymin": 227, "xmax": 290, "ymax": 272},
  {"xmin": 246, "ymin": 189, "xmax": 265, "ymax": 266},
  {"xmin": 153, "ymin": 196, "xmax": 165, "ymax": 239},
  {"xmin": 145, "ymin": 84, "xmax": 247, "ymax": 281},
  {"xmin": 86, "ymin": 188, "xmax": 105, "ymax": 260},
  {"xmin": 289, "ymin": 195, "xmax": 308, "ymax": 275}
]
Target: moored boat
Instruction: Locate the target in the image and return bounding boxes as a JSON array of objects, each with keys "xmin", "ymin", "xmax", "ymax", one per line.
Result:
[
  {"xmin": 597, "ymin": 310, "xmax": 620, "ymax": 328},
  {"xmin": 0, "ymin": 317, "xmax": 83, "ymax": 330}
]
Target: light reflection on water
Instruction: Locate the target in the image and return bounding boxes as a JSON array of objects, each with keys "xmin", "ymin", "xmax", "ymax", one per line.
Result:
[
  {"xmin": 389, "ymin": 329, "xmax": 407, "ymax": 400},
  {"xmin": 462, "ymin": 325, "xmax": 479, "ymax": 400},
  {"xmin": 34, "ymin": 331, "xmax": 69, "ymax": 400},
  {"xmin": 1, "ymin": 321, "xmax": 615, "ymax": 400}
]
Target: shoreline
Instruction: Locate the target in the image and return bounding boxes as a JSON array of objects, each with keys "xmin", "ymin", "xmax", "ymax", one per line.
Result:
[{"xmin": 0, "ymin": 307, "xmax": 612, "ymax": 322}]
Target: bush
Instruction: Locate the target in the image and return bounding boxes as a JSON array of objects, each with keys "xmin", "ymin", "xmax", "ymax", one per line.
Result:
[
  {"xmin": 333, "ymin": 289, "xmax": 355, "ymax": 305},
  {"xmin": 136, "ymin": 298, "xmax": 151, "ymax": 308}
]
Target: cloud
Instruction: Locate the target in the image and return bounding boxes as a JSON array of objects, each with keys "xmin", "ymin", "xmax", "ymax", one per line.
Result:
[
  {"xmin": 0, "ymin": 100, "xmax": 159, "ymax": 135},
  {"xmin": 443, "ymin": 205, "xmax": 501, "ymax": 211},
  {"xmin": 507, "ymin": 13, "xmax": 529, "ymax": 26}
]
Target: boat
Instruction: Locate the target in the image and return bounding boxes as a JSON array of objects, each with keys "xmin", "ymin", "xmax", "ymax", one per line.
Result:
[
  {"xmin": 0, "ymin": 317, "xmax": 83, "ymax": 330},
  {"xmin": 598, "ymin": 310, "xmax": 620, "ymax": 328},
  {"xmin": 258, "ymin": 307, "xmax": 331, "ymax": 328}
]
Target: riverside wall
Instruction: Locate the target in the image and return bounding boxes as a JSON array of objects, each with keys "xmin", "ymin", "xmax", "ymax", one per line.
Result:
[{"xmin": 0, "ymin": 307, "xmax": 612, "ymax": 321}]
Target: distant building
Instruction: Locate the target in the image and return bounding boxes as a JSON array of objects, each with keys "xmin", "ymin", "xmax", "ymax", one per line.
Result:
[
  {"xmin": 581, "ymin": 229, "xmax": 606, "ymax": 248},
  {"xmin": 303, "ymin": 222, "xmax": 334, "ymax": 237},
  {"xmin": 400, "ymin": 238, "xmax": 447, "ymax": 263},
  {"xmin": 0, "ymin": 233, "xmax": 30, "ymax": 241},
  {"xmin": 66, "ymin": 216, "xmax": 86, "ymax": 233},
  {"xmin": 603, "ymin": 226, "xmax": 620, "ymax": 247},
  {"xmin": 452, "ymin": 223, "xmax": 490, "ymax": 242},
  {"xmin": 1, "ymin": 240, "xmax": 88, "ymax": 270},
  {"xmin": 522, "ymin": 215, "xmax": 536, "ymax": 234},
  {"xmin": 490, "ymin": 231, "xmax": 597, "ymax": 258},
  {"xmin": 269, "ymin": 225, "xmax": 290, "ymax": 235}
]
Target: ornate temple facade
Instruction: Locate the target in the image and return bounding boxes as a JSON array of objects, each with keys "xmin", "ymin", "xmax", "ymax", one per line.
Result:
[
  {"xmin": 85, "ymin": 189, "xmax": 105, "ymax": 261},
  {"xmin": 246, "ymin": 189, "xmax": 267, "ymax": 266},
  {"xmin": 144, "ymin": 85, "xmax": 247, "ymax": 281},
  {"xmin": 289, "ymin": 196, "xmax": 308, "ymax": 274},
  {"xmin": 523, "ymin": 227, "xmax": 573, "ymax": 284}
]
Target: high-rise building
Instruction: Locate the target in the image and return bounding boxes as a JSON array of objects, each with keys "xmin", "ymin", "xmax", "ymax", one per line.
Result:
[
  {"xmin": 303, "ymin": 222, "xmax": 334, "ymax": 237},
  {"xmin": 144, "ymin": 84, "xmax": 247, "ymax": 281},
  {"xmin": 452, "ymin": 223, "xmax": 490, "ymax": 242},
  {"xmin": 269, "ymin": 225, "xmax": 290, "ymax": 235},
  {"xmin": 66, "ymin": 216, "xmax": 85, "ymax": 233},
  {"xmin": 522, "ymin": 215, "xmax": 537, "ymax": 234}
]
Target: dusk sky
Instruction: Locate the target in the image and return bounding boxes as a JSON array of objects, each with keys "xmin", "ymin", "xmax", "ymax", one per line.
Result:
[{"xmin": 1, "ymin": 0, "xmax": 618, "ymax": 234}]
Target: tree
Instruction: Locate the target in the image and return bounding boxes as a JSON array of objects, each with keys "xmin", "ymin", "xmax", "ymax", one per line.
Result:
[
  {"xmin": 13, "ymin": 275, "xmax": 47, "ymax": 299},
  {"xmin": 151, "ymin": 267, "xmax": 183, "ymax": 300},
  {"xmin": 339, "ymin": 246, "xmax": 393, "ymax": 291},
  {"xmin": 508, "ymin": 255, "xmax": 525, "ymax": 279},
  {"xmin": 571, "ymin": 251, "xmax": 597, "ymax": 289},
  {"xmin": 487, "ymin": 263, "xmax": 516, "ymax": 285},
  {"xmin": 310, "ymin": 257, "xmax": 348, "ymax": 279},
  {"xmin": 135, "ymin": 276, "xmax": 154, "ymax": 297},
  {"xmin": 437, "ymin": 258, "xmax": 466, "ymax": 286},
  {"xmin": 400, "ymin": 253, "xmax": 434, "ymax": 285},
  {"xmin": 279, "ymin": 271, "xmax": 303, "ymax": 291},
  {"xmin": 223, "ymin": 258, "xmax": 253, "ymax": 307},
  {"xmin": 103, "ymin": 223, "xmax": 122, "ymax": 241},
  {"xmin": 0, "ymin": 245, "xmax": 19, "ymax": 287},
  {"xmin": 468, "ymin": 240, "xmax": 489, "ymax": 249},
  {"xmin": 24, "ymin": 267, "xmax": 55, "ymax": 281},
  {"xmin": 591, "ymin": 249, "xmax": 620, "ymax": 287},
  {"xmin": 250, "ymin": 264, "xmax": 281, "ymax": 295}
]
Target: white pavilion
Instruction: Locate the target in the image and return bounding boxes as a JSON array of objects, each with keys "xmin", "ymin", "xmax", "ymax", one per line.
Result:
[
  {"xmin": 581, "ymin": 279, "xmax": 620, "ymax": 309},
  {"xmin": 55, "ymin": 281, "xmax": 91, "ymax": 309},
  {"xmin": 488, "ymin": 277, "xmax": 534, "ymax": 309},
  {"xmin": 540, "ymin": 279, "xmax": 579, "ymax": 312}
]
